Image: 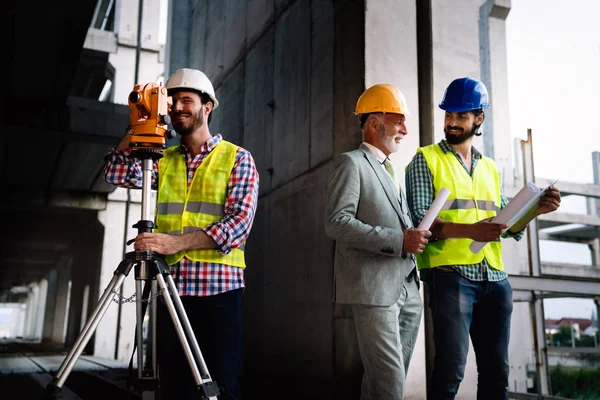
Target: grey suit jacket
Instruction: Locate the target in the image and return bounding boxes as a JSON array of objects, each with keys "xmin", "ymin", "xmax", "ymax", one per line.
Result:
[{"xmin": 325, "ymin": 144, "xmax": 417, "ymax": 306}]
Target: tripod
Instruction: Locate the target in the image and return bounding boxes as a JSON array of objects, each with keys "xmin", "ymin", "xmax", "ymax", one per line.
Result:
[{"xmin": 44, "ymin": 154, "xmax": 221, "ymax": 400}]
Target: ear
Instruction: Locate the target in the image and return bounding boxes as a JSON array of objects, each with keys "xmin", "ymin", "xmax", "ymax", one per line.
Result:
[
  {"xmin": 204, "ymin": 101, "xmax": 214, "ymax": 115},
  {"xmin": 368, "ymin": 115, "xmax": 380, "ymax": 132},
  {"xmin": 475, "ymin": 112, "xmax": 485, "ymax": 125}
]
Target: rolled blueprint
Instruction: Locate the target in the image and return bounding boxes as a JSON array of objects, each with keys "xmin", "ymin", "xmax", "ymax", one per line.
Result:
[
  {"xmin": 469, "ymin": 181, "xmax": 552, "ymax": 253},
  {"xmin": 417, "ymin": 187, "xmax": 450, "ymax": 230}
]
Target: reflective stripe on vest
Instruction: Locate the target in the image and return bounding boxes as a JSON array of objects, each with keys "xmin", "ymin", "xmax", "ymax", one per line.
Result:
[
  {"xmin": 416, "ymin": 143, "xmax": 504, "ymax": 271},
  {"xmin": 441, "ymin": 199, "xmax": 500, "ymax": 212},
  {"xmin": 155, "ymin": 141, "xmax": 246, "ymax": 268}
]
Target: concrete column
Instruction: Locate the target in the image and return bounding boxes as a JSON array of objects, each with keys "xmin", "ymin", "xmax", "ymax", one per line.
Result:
[
  {"xmin": 42, "ymin": 268, "xmax": 58, "ymax": 342},
  {"xmin": 364, "ymin": 1, "xmax": 426, "ymax": 397},
  {"xmin": 34, "ymin": 279, "xmax": 48, "ymax": 340},
  {"xmin": 480, "ymin": 0, "xmax": 515, "ymax": 186},
  {"xmin": 51, "ymin": 256, "xmax": 72, "ymax": 345},
  {"xmin": 64, "ymin": 209, "xmax": 105, "ymax": 351},
  {"xmin": 94, "ymin": 187, "xmax": 144, "ymax": 361},
  {"xmin": 23, "ymin": 285, "xmax": 37, "ymax": 339}
]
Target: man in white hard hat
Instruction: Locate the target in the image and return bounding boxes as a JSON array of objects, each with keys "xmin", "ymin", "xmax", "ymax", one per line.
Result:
[{"xmin": 104, "ymin": 68, "xmax": 259, "ymax": 399}]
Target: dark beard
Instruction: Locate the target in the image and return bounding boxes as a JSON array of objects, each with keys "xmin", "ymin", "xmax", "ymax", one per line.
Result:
[
  {"xmin": 444, "ymin": 124, "xmax": 480, "ymax": 145},
  {"xmin": 173, "ymin": 110, "xmax": 204, "ymax": 136}
]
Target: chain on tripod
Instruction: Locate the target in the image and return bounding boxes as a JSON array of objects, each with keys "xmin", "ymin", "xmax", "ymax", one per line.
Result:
[{"xmin": 111, "ymin": 287, "xmax": 169, "ymax": 304}]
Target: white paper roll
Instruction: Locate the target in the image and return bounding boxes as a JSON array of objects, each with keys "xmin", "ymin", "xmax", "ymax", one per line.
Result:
[
  {"xmin": 418, "ymin": 187, "xmax": 450, "ymax": 230},
  {"xmin": 469, "ymin": 182, "xmax": 543, "ymax": 254}
]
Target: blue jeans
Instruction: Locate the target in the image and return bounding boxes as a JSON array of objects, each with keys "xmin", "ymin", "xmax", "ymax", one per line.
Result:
[
  {"xmin": 157, "ymin": 288, "xmax": 243, "ymax": 400},
  {"xmin": 427, "ymin": 268, "xmax": 513, "ymax": 400}
]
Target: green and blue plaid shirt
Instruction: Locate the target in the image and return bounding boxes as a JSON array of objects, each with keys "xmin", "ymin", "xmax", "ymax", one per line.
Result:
[{"xmin": 405, "ymin": 139, "xmax": 524, "ymax": 282}]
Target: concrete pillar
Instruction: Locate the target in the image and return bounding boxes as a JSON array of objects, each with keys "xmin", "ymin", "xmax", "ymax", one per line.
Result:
[
  {"xmin": 481, "ymin": 0, "xmax": 515, "ymax": 186},
  {"xmin": 51, "ymin": 256, "xmax": 72, "ymax": 345},
  {"xmin": 23, "ymin": 285, "xmax": 37, "ymax": 339},
  {"xmin": 34, "ymin": 279, "xmax": 48, "ymax": 340},
  {"xmin": 64, "ymin": 209, "xmax": 105, "ymax": 351},
  {"xmin": 42, "ymin": 268, "xmax": 58, "ymax": 343},
  {"xmin": 94, "ymin": 187, "xmax": 146, "ymax": 361}
]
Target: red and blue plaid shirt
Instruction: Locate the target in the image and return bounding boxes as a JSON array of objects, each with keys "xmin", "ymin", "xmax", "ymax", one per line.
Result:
[{"xmin": 104, "ymin": 134, "xmax": 259, "ymax": 296}]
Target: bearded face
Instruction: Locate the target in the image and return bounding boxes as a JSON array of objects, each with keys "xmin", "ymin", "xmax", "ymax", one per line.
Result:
[
  {"xmin": 171, "ymin": 108, "xmax": 205, "ymax": 136},
  {"xmin": 444, "ymin": 122, "xmax": 481, "ymax": 145}
]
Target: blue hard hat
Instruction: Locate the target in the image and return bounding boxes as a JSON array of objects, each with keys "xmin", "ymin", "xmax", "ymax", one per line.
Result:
[{"xmin": 439, "ymin": 77, "xmax": 490, "ymax": 112}]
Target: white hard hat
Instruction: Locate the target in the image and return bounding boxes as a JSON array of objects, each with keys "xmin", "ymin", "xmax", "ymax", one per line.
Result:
[{"xmin": 165, "ymin": 68, "xmax": 219, "ymax": 109}]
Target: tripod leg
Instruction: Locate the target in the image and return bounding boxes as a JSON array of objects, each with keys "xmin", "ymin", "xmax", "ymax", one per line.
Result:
[
  {"xmin": 155, "ymin": 273, "xmax": 220, "ymax": 399},
  {"xmin": 52, "ymin": 272, "xmax": 127, "ymax": 387},
  {"xmin": 163, "ymin": 273, "xmax": 211, "ymax": 379},
  {"xmin": 135, "ymin": 279, "xmax": 145, "ymax": 378}
]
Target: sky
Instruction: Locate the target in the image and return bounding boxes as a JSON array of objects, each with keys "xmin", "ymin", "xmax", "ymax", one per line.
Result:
[{"xmin": 505, "ymin": 0, "xmax": 600, "ymax": 320}]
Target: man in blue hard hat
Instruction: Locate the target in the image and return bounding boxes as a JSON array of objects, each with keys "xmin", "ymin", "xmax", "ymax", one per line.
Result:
[{"xmin": 405, "ymin": 77, "xmax": 561, "ymax": 399}]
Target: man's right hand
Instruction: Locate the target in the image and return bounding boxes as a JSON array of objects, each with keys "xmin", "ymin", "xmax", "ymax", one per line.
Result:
[
  {"xmin": 468, "ymin": 218, "xmax": 508, "ymax": 242},
  {"xmin": 402, "ymin": 228, "xmax": 432, "ymax": 254}
]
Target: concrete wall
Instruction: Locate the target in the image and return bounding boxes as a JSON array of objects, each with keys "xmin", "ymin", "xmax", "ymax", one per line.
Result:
[
  {"xmin": 167, "ymin": 0, "xmax": 362, "ymax": 396},
  {"xmin": 164, "ymin": 0, "xmax": 525, "ymax": 398}
]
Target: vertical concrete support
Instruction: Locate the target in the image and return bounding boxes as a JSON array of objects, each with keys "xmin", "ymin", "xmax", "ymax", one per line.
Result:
[
  {"xmin": 42, "ymin": 268, "xmax": 58, "ymax": 342},
  {"xmin": 23, "ymin": 284, "xmax": 38, "ymax": 340},
  {"xmin": 65, "ymin": 225, "xmax": 103, "ymax": 350},
  {"xmin": 364, "ymin": 0, "xmax": 420, "ymax": 186},
  {"xmin": 332, "ymin": 1, "xmax": 365, "ymax": 397},
  {"xmin": 431, "ymin": 0, "xmax": 483, "ymax": 150},
  {"xmin": 363, "ymin": 1, "xmax": 426, "ymax": 397},
  {"xmin": 165, "ymin": 0, "xmax": 191, "ymax": 76},
  {"xmin": 94, "ymin": 187, "xmax": 140, "ymax": 361},
  {"xmin": 480, "ymin": 0, "xmax": 514, "ymax": 185},
  {"xmin": 35, "ymin": 279, "xmax": 49, "ymax": 341},
  {"xmin": 52, "ymin": 256, "xmax": 73, "ymax": 345}
]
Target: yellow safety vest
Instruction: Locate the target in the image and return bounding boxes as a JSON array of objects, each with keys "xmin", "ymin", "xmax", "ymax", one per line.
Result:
[
  {"xmin": 155, "ymin": 140, "xmax": 246, "ymax": 268},
  {"xmin": 416, "ymin": 143, "xmax": 504, "ymax": 270}
]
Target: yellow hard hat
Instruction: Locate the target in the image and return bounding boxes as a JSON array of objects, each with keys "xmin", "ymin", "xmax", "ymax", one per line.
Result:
[{"xmin": 354, "ymin": 84, "xmax": 410, "ymax": 115}]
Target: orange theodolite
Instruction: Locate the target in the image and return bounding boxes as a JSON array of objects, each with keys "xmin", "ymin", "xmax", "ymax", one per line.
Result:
[{"xmin": 128, "ymin": 82, "xmax": 176, "ymax": 157}]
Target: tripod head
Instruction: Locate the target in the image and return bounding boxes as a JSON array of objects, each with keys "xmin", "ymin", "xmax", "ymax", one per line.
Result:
[{"xmin": 128, "ymin": 82, "xmax": 177, "ymax": 160}]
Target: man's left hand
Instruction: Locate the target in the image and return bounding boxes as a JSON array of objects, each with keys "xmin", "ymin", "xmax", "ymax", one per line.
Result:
[
  {"xmin": 537, "ymin": 186, "xmax": 561, "ymax": 215},
  {"xmin": 134, "ymin": 232, "xmax": 181, "ymax": 255}
]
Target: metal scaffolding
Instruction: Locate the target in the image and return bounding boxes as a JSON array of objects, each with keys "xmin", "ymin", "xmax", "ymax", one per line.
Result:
[{"xmin": 508, "ymin": 129, "xmax": 600, "ymax": 399}]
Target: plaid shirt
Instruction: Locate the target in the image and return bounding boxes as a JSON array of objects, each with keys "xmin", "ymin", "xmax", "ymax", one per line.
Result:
[
  {"xmin": 405, "ymin": 139, "xmax": 524, "ymax": 282},
  {"xmin": 104, "ymin": 134, "xmax": 259, "ymax": 296}
]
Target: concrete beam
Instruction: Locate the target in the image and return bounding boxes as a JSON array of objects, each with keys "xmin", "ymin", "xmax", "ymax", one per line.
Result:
[
  {"xmin": 538, "ymin": 212, "xmax": 600, "ymax": 228},
  {"xmin": 509, "ymin": 274, "xmax": 600, "ymax": 296},
  {"xmin": 536, "ymin": 178, "xmax": 600, "ymax": 199},
  {"xmin": 541, "ymin": 262, "xmax": 600, "ymax": 279},
  {"xmin": 84, "ymin": 28, "xmax": 118, "ymax": 54}
]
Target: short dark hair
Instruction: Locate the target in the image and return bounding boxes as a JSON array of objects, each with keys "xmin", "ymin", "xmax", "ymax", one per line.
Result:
[
  {"xmin": 471, "ymin": 109, "xmax": 484, "ymax": 117},
  {"xmin": 168, "ymin": 88, "xmax": 214, "ymax": 125}
]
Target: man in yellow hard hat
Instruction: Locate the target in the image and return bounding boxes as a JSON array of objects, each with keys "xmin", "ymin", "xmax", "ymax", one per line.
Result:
[
  {"xmin": 325, "ymin": 84, "xmax": 431, "ymax": 399},
  {"xmin": 104, "ymin": 68, "xmax": 259, "ymax": 399}
]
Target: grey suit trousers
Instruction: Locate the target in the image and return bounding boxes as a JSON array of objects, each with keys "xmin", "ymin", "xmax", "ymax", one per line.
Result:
[{"xmin": 351, "ymin": 270, "xmax": 422, "ymax": 400}]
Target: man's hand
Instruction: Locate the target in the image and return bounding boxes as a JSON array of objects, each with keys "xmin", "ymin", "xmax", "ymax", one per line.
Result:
[
  {"xmin": 402, "ymin": 228, "xmax": 431, "ymax": 254},
  {"xmin": 537, "ymin": 186, "xmax": 561, "ymax": 215},
  {"xmin": 468, "ymin": 218, "xmax": 508, "ymax": 242},
  {"xmin": 134, "ymin": 232, "xmax": 181, "ymax": 255}
]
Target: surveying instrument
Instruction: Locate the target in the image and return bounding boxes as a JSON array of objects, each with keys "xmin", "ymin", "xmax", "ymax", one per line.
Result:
[{"xmin": 44, "ymin": 83, "xmax": 221, "ymax": 399}]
